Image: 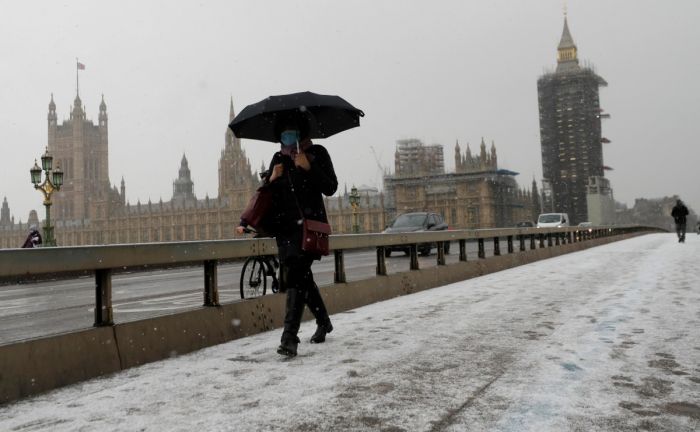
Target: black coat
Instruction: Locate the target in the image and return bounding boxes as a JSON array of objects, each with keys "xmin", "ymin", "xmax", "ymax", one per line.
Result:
[
  {"xmin": 21, "ymin": 230, "xmax": 42, "ymax": 248},
  {"xmin": 265, "ymin": 144, "xmax": 338, "ymax": 260},
  {"xmin": 671, "ymin": 203, "xmax": 689, "ymax": 224}
]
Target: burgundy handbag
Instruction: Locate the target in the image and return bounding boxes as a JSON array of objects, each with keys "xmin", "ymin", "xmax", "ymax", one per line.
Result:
[
  {"xmin": 287, "ymin": 171, "xmax": 332, "ymax": 256},
  {"xmin": 301, "ymin": 218, "xmax": 332, "ymax": 256},
  {"xmin": 240, "ymin": 186, "xmax": 274, "ymax": 230}
]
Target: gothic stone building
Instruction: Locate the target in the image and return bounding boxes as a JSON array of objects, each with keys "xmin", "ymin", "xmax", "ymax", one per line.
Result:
[
  {"xmin": 0, "ymin": 96, "xmax": 257, "ymax": 247},
  {"xmin": 0, "ymin": 95, "xmax": 386, "ymax": 248},
  {"xmin": 537, "ymin": 17, "xmax": 609, "ymax": 224},
  {"xmin": 385, "ymin": 138, "xmax": 538, "ymax": 228}
]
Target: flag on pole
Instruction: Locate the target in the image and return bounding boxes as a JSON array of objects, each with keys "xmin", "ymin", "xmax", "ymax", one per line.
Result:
[{"xmin": 77, "ymin": 62, "xmax": 86, "ymax": 70}]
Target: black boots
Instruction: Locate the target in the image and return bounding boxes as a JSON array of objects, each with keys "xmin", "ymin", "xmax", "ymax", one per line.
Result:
[
  {"xmin": 310, "ymin": 321, "xmax": 333, "ymax": 344},
  {"xmin": 278, "ymin": 282, "xmax": 334, "ymax": 356},
  {"xmin": 277, "ymin": 335, "xmax": 300, "ymax": 357},
  {"xmin": 279, "ymin": 289, "xmax": 305, "ymax": 357},
  {"xmin": 306, "ymin": 283, "xmax": 332, "ymax": 344},
  {"xmin": 277, "ymin": 322, "xmax": 332, "ymax": 355}
]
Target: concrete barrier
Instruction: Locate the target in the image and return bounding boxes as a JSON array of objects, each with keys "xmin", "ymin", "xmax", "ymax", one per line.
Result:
[
  {"xmin": 113, "ymin": 295, "xmax": 286, "ymax": 369},
  {"xmin": 0, "ymin": 327, "xmax": 120, "ymax": 404},
  {"xmin": 0, "ymin": 232, "xmax": 643, "ymax": 404}
]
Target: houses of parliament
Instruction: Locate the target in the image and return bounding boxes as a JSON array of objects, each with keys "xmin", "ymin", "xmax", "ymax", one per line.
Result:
[{"xmin": 0, "ymin": 91, "xmax": 538, "ymax": 248}]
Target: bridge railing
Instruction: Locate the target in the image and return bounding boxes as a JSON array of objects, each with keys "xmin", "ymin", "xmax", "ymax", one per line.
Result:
[{"xmin": 0, "ymin": 225, "xmax": 658, "ymax": 327}]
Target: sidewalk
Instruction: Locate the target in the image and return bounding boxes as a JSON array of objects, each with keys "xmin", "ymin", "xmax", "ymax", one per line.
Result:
[{"xmin": 1, "ymin": 234, "xmax": 698, "ymax": 431}]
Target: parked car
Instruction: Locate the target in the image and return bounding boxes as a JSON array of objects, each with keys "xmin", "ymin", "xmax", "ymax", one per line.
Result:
[
  {"xmin": 536, "ymin": 213, "xmax": 570, "ymax": 228},
  {"xmin": 382, "ymin": 212, "xmax": 450, "ymax": 256},
  {"xmin": 515, "ymin": 221, "xmax": 535, "ymax": 228}
]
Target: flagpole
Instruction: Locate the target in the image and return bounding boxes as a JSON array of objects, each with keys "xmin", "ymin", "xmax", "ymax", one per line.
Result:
[{"xmin": 76, "ymin": 58, "xmax": 79, "ymax": 96}]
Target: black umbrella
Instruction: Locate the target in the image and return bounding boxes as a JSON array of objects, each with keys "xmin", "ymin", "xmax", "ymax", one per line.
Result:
[{"xmin": 229, "ymin": 91, "xmax": 364, "ymax": 143}]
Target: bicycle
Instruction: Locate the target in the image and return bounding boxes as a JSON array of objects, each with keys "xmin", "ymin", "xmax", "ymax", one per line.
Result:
[{"xmin": 239, "ymin": 228, "xmax": 281, "ymax": 299}]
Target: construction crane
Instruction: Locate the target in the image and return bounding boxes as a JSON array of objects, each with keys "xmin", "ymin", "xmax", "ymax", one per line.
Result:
[{"xmin": 369, "ymin": 146, "xmax": 388, "ymax": 189}]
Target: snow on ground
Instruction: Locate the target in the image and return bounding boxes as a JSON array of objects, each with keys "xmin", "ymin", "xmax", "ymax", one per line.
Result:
[{"xmin": 1, "ymin": 233, "xmax": 699, "ymax": 432}]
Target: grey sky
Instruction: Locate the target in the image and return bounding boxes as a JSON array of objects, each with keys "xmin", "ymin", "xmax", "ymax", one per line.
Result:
[{"xmin": 1, "ymin": 0, "xmax": 698, "ymax": 222}]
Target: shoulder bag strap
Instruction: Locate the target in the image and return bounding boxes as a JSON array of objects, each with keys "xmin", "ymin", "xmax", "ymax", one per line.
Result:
[{"xmin": 286, "ymin": 170, "xmax": 305, "ymax": 222}]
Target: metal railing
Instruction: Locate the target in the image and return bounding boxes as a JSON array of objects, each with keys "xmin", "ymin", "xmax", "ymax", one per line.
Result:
[{"xmin": 0, "ymin": 225, "xmax": 658, "ymax": 327}]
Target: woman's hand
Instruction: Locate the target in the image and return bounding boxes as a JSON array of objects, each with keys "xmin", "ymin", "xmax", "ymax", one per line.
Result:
[
  {"xmin": 269, "ymin": 163, "xmax": 284, "ymax": 182},
  {"xmin": 235, "ymin": 226, "xmax": 246, "ymax": 235},
  {"xmin": 294, "ymin": 152, "xmax": 311, "ymax": 171}
]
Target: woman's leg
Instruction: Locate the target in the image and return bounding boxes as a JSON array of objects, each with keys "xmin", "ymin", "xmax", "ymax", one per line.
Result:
[
  {"xmin": 278, "ymin": 255, "xmax": 311, "ymax": 356},
  {"xmin": 298, "ymin": 256, "xmax": 333, "ymax": 343},
  {"xmin": 299, "ymin": 257, "xmax": 330, "ymax": 325}
]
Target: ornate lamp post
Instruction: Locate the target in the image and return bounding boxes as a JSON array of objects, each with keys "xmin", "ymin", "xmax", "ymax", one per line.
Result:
[
  {"xmin": 30, "ymin": 148, "xmax": 63, "ymax": 246},
  {"xmin": 349, "ymin": 185, "xmax": 361, "ymax": 233}
]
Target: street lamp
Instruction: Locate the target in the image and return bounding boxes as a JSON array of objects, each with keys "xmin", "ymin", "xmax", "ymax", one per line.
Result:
[
  {"xmin": 349, "ymin": 185, "xmax": 360, "ymax": 233},
  {"xmin": 30, "ymin": 148, "xmax": 63, "ymax": 246}
]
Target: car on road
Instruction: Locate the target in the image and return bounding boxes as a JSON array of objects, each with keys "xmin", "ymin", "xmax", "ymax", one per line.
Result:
[
  {"xmin": 536, "ymin": 213, "xmax": 570, "ymax": 228},
  {"xmin": 382, "ymin": 212, "xmax": 450, "ymax": 257},
  {"xmin": 578, "ymin": 221, "xmax": 593, "ymax": 233}
]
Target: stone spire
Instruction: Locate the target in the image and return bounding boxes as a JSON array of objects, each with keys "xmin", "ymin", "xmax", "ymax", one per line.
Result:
[
  {"xmin": 454, "ymin": 140, "xmax": 461, "ymax": 172},
  {"xmin": 48, "ymin": 93, "xmax": 57, "ymax": 125},
  {"xmin": 219, "ymin": 97, "xmax": 258, "ymax": 201},
  {"xmin": 173, "ymin": 153, "xmax": 195, "ymax": 205},
  {"xmin": 99, "ymin": 94, "xmax": 108, "ymax": 126},
  {"xmin": 179, "ymin": 154, "xmax": 190, "ymax": 178},
  {"xmin": 225, "ymin": 98, "xmax": 241, "ymax": 151},
  {"xmin": 480, "ymin": 137, "xmax": 487, "ymax": 163},
  {"xmin": 556, "ymin": 16, "xmax": 580, "ymax": 73},
  {"xmin": 71, "ymin": 92, "xmax": 84, "ymax": 120},
  {"xmin": 558, "ymin": 17, "xmax": 576, "ymax": 50},
  {"xmin": 120, "ymin": 176, "xmax": 126, "ymax": 205},
  {"xmin": 0, "ymin": 197, "xmax": 11, "ymax": 226}
]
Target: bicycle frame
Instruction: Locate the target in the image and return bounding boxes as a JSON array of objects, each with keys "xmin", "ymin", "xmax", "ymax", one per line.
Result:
[{"xmin": 240, "ymin": 255, "xmax": 280, "ymax": 298}]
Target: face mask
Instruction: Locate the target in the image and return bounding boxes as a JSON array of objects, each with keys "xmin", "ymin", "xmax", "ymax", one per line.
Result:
[{"xmin": 280, "ymin": 130, "xmax": 299, "ymax": 147}]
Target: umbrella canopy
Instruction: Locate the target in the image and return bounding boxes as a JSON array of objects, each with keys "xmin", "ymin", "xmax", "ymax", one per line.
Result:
[{"xmin": 229, "ymin": 91, "xmax": 364, "ymax": 143}]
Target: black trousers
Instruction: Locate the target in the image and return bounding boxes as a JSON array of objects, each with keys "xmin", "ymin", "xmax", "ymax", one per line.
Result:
[
  {"xmin": 676, "ymin": 222, "xmax": 686, "ymax": 239},
  {"xmin": 280, "ymin": 254, "xmax": 330, "ymax": 342}
]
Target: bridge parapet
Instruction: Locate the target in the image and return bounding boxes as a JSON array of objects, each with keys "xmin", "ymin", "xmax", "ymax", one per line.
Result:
[
  {"xmin": 0, "ymin": 225, "xmax": 653, "ymax": 276},
  {"xmin": 0, "ymin": 225, "xmax": 661, "ymax": 327}
]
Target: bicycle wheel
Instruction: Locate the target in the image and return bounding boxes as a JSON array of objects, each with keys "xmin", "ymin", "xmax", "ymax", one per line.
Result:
[{"xmin": 240, "ymin": 257, "xmax": 267, "ymax": 299}]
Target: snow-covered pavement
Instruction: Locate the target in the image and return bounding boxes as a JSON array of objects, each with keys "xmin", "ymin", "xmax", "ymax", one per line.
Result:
[{"xmin": 1, "ymin": 233, "xmax": 699, "ymax": 431}]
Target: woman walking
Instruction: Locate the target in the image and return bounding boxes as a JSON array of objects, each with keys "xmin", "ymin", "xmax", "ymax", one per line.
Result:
[{"xmin": 238, "ymin": 117, "xmax": 337, "ymax": 357}]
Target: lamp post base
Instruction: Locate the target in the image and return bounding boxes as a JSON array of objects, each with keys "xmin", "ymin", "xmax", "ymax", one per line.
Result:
[{"xmin": 43, "ymin": 203, "xmax": 56, "ymax": 247}]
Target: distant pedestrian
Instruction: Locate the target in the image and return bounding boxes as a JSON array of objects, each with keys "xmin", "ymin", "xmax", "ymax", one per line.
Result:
[
  {"xmin": 21, "ymin": 225, "xmax": 42, "ymax": 248},
  {"xmin": 671, "ymin": 199, "xmax": 689, "ymax": 243}
]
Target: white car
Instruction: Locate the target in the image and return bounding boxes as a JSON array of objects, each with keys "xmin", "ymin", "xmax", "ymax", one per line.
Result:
[{"xmin": 537, "ymin": 213, "xmax": 570, "ymax": 228}]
